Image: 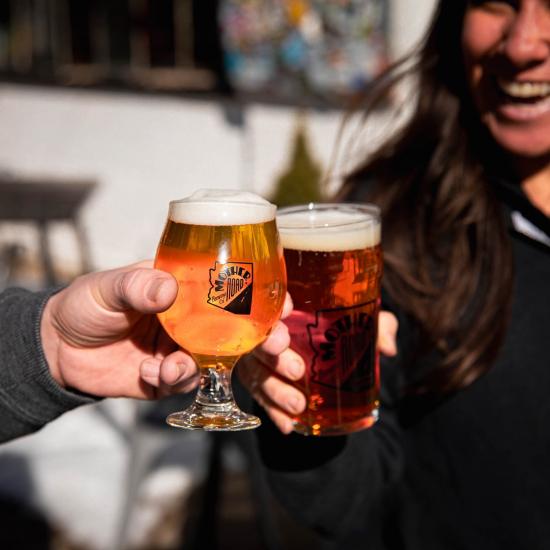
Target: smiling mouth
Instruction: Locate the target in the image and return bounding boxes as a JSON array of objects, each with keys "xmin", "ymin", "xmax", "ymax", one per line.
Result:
[{"xmin": 496, "ymin": 78, "xmax": 550, "ymax": 103}]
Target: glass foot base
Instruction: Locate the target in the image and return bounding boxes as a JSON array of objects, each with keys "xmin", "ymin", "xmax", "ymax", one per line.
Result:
[{"xmin": 166, "ymin": 402, "xmax": 261, "ymax": 431}]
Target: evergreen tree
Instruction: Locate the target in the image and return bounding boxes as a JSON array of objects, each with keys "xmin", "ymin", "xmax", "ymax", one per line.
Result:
[{"xmin": 271, "ymin": 114, "xmax": 325, "ymax": 207}]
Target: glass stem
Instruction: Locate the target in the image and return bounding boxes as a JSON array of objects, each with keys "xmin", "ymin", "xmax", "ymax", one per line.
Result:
[{"xmin": 194, "ymin": 355, "xmax": 238, "ymax": 409}]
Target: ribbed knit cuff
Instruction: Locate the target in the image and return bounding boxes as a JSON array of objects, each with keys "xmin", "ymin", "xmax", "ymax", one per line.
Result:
[{"xmin": 0, "ymin": 287, "xmax": 96, "ymax": 443}]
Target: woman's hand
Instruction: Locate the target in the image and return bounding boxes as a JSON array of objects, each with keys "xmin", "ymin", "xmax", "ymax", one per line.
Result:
[
  {"xmin": 41, "ymin": 261, "xmax": 199, "ymax": 399},
  {"xmin": 238, "ymin": 300, "xmax": 399, "ymax": 434}
]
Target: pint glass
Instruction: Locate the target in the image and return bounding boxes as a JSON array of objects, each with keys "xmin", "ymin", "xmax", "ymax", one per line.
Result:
[
  {"xmin": 277, "ymin": 203, "xmax": 382, "ymax": 436},
  {"xmin": 155, "ymin": 189, "xmax": 286, "ymax": 430}
]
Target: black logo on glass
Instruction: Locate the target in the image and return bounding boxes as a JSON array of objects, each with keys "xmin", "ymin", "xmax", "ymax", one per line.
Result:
[
  {"xmin": 307, "ymin": 300, "xmax": 377, "ymax": 392},
  {"xmin": 208, "ymin": 262, "xmax": 253, "ymax": 315}
]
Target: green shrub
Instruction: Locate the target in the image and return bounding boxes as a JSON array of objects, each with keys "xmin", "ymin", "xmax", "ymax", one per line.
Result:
[{"xmin": 271, "ymin": 114, "xmax": 325, "ymax": 207}]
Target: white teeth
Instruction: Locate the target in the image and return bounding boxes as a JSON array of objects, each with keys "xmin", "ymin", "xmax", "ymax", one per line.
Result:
[{"xmin": 498, "ymin": 79, "xmax": 550, "ymax": 98}]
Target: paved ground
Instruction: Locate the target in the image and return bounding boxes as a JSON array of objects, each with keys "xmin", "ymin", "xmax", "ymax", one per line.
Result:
[
  {"xmin": 0, "ymin": 397, "xmax": 209, "ymax": 549},
  {"xmin": 0, "ymin": 394, "xmax": 314, "ymax": 550}
]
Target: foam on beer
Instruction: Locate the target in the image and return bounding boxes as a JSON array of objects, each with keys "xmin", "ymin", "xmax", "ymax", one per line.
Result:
[
  {"xmin": 169, "ymin": 189, "xmax": 276, "ymax": 225},
  {"xmin": 277, "ymin": 207, "xmax": 381, "ymax": 251}
]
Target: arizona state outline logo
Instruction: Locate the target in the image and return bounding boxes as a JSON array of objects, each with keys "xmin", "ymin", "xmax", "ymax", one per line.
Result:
[
  {"xmin": 207, "ymin": 261, "xmax": 254, "ymax": 315},
  {"xmin": 306, "ymin": 300, "xmax": 377, "ymax": 392}
]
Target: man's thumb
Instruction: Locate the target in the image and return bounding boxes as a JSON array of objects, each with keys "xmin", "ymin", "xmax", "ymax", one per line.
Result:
[{"xmin": 95, "ymin": 266, "xmax": 178, "ymax": 314}]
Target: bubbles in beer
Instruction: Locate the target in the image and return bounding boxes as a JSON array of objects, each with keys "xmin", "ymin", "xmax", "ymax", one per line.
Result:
[
  {"xmin": 169, "ymin": 189, "xmax": 276, "ymax": 226},
  {"xmin": 277, "ymin": 206, "xmax": 381, "ymax": 252}
]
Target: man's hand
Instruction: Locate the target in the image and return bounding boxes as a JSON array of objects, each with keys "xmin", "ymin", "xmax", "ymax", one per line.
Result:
[{"xmin": 41, "ymin": 261, "xmax": 199, "ymax": 399}]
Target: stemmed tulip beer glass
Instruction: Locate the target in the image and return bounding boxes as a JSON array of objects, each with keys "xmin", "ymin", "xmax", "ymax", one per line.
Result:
[{"xmin": 155, "ymin": 189, "xmax": 286, "ymax": 430}]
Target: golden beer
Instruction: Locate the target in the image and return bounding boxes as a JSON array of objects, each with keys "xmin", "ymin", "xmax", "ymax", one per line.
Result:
[
  {"xmin": 277, "ymin": 204, "xmax": 382, "ymax": 436},
  {"xmin": 155, "ymin": 190, "xmax": 286, "ymax": 430},
  {"xmin": 156, "ymin": 219, "xmax": 285, "ymax": 356}
]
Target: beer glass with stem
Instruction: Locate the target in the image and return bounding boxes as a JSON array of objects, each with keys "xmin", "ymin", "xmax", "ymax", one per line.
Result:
[
  {"xmin": 277, "ymin": 203, "xmax": 382, "ymax": 436},
  {"xmin": 155, "ymin": 189, "xmax": 286, "ymax": 430}
]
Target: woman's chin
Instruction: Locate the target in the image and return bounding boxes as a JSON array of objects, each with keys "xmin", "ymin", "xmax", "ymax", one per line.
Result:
[{"xmin": 485, "ymin": 116, "xmax": 550, "ymax": 161}]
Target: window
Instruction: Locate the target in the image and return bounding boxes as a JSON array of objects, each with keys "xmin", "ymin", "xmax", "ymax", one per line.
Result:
[
  {"xmin": 0, "ymin": 0, "xmax": 389, "ymax": 106},
  {"xmin": 0, "ymin": 0, "xmax": 228, "ymax": 94}
]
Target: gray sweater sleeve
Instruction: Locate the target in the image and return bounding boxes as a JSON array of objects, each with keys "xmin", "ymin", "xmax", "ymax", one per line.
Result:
[{"xmin": 0, "ymin": 287, "xmax": 95, "ymax": 443}]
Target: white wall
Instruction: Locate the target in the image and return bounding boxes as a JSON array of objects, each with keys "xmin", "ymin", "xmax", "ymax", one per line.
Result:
[
  {"xmin": 0, "ymin": 0, "xmax": 437, "ymax": 276},
  {"xmin": 0, "ymin": 88, "xmax": 345, "ymax": 272},
  {"xmin": 390, "ymin": 0, "xmax": 437, "ymax": 58}
]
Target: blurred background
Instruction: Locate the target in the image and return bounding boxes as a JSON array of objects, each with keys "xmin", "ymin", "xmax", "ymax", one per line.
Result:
[{"xmin": 0, "ymin": 1, "xmax": 436, "ymax": 549}]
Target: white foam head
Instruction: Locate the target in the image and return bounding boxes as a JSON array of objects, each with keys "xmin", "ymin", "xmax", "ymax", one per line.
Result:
[
  {"xmin": 169, "ymin": 189, "xmax": 276, "ymax": 225},
  {"xmin": 277, "ymin": 204, "xmax": 381, "ymax": 251}
]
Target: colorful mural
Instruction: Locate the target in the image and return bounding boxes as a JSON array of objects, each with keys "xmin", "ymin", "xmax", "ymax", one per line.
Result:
[{"xmin": 220, "ymin": 0, "xmax": 389, "ymax": 103}]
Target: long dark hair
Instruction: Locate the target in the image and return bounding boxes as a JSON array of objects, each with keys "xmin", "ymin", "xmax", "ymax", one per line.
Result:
[{"xmin": 338, "ymin": 1, "xmax": 514, "ymax": 393}]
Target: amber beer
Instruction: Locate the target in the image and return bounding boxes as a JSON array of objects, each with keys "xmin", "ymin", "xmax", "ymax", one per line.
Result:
[
  {"xmin": 155, "ymin": 190, "xmax": 286, "ymax": 431},
  {"xmin": 277, "ymin": 204, "xmax": 382, "ymax": 436}
]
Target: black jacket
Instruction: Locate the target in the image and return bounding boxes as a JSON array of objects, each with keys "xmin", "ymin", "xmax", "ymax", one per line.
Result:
[
  {"xmin": 0, "ymin": 288, "xmax": 93, "ymax": 443},
  {"xmin": 256, "ymin": 183, "xmax": 550, "ymax": 550}
]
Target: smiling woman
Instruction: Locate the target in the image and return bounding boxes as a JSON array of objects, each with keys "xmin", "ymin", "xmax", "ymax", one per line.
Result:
[
  {"xmin": 237, "ymin": 1, "xmax": 550, "ymax": 549},
  {"xmin": 463, "ymin": 0, "xmax": 550, "ymax": 159}
]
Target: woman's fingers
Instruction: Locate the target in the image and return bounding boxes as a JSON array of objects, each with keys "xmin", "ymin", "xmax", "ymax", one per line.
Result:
[
  {"xmin": 281, "ymin": 292, "xmax": 294, "ymax": 320},
  {"xmin": 261, "ymin": 371, "xmax": 306, "ymax": 415},
  {"xmin": 256, "ymin": 320, "xmax": 305, "ymax": 381},
  {"xmin": 238, "ymin": 350, "xmax": 306, "ymax": 434},
  {"xmin": 252, "ymin": 344, "xmax": 305, "ymax": 382},
  {"xmin": 264, "ymin": 406, "xmax": 296, "ymax": 434},
  {"xmin": 243, "ymin": 354, "xmax": 306, "ymax": 415},
  {"xmin": 242, "ymin": 357, "xmax": 298, "ymax": 434},
  {"xmin": 378, "ymin": 310, "xmax": 398, "ymax": 356},
  {"xmin": 259, "ymin": 321, "xmax": 291, "ymax": 357}
]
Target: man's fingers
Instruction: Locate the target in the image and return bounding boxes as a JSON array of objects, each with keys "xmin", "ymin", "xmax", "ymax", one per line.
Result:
[
  {"xmin": 95, "ymin": 264, "xmax": 178, "ymax": 314},
  {"xmin": 159, "ymin": 351, "xmax": 198, "ymax": 386},
  {"xmin": 140, "ymin": 351, "xmax": 197, "ymax": 388},
  {"xmin": 140, "ymin": 357, "xmax": 163, "ymax": 387}
]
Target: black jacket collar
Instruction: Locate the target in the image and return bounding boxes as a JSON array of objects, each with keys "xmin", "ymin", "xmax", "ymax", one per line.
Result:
[{"xmin": 492, "ymin": 177, "xmax": 550, "ymax": 244}]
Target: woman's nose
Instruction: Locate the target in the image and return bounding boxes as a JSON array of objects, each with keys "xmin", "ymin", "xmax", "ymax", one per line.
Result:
[{"xmin": 501, "ymin": 5, "xmax": 550, "ymax": 67}]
